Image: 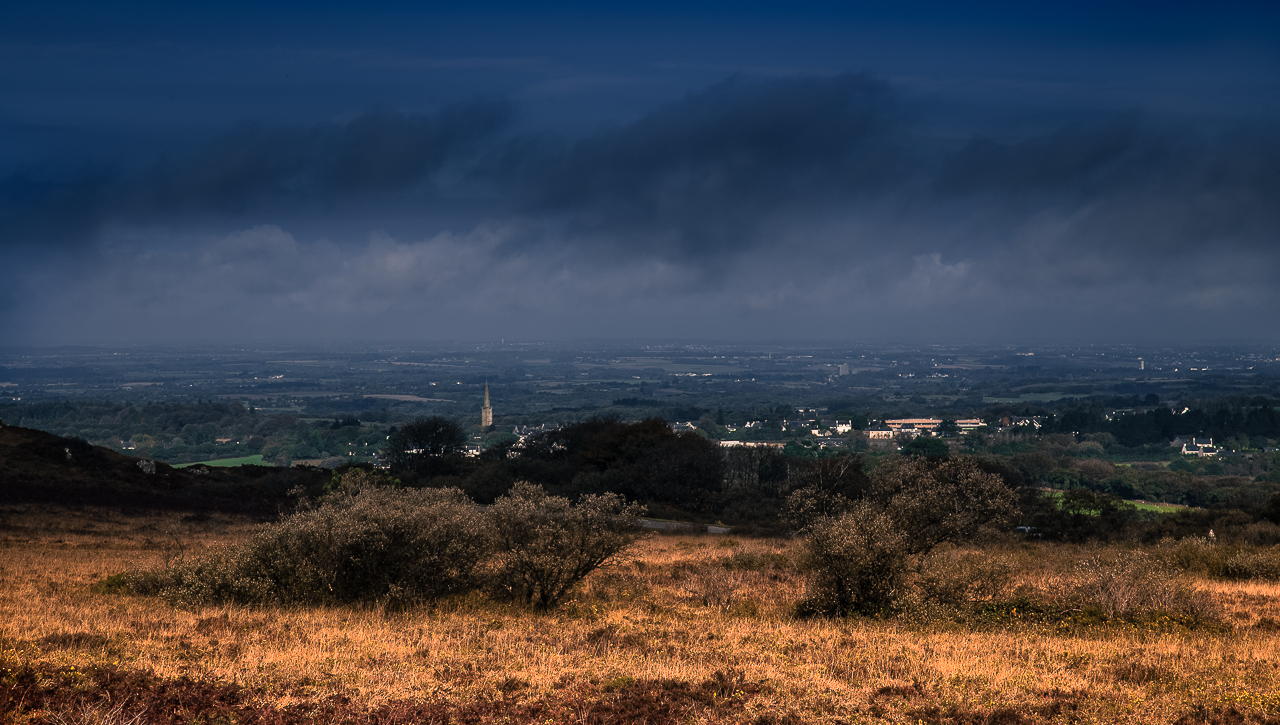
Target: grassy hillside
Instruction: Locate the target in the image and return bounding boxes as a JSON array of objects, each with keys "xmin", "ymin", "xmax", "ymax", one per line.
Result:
[{"xmin": 0, "ymin": 423, "xmax": 323, "ymax": 513}]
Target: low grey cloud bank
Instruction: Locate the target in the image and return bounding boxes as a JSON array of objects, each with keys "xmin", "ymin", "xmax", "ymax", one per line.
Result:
[{"xmin": 5, "ymin": 74, "xmax": 1279, "ymax": 343}]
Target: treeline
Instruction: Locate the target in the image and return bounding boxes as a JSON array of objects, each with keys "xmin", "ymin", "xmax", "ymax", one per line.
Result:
[
  {"xmin": 373, "ymin": 414, "xmax": 1280, "ymax": 544},
  {"xmin": 369, "ymin": 416, "xmax": 877, "ymax": 532},
  {"xmin": 0, "ymin": 400, "xmax": 255, "ymax": 440},
  {"xmin": 1040, "ymin": 397, "xmax": 1280, "ymax": 448},
  {"xmin": 1004, "ymin": 448, "xmax": 1280, "ymax": 507}
]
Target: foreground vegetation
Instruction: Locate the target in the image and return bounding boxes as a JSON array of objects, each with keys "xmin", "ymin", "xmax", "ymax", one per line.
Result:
[{"xmin": 5, "ymin": 506, "xmax": 1280, "ymax": 724}]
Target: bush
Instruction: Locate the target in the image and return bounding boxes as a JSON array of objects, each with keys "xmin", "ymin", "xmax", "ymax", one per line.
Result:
[
  {"xmin": 797, "ymin": 503, "xmax": 909, "ymax": 616},
  {"xmin": 870, "ymin": 456, "xmax": 1019, "ymax": 556},
  {"xmin": 1223, "ymin": 548, "xmax": 1280, "ymax": 581},
  {"xmin": 790, "ymin": 455, "xmax": 1019, "ymax": 617},
  {"xmin": 1159, "ymin": 535, "xmax": 1226, "ymax": 576},
  {"xmin": 159, "ymin": 487, "xmax": 491, "ymax": 605},
  {"xmin": 488, "ymin": 481, "xmax": 646, "ymax": 610},
  {"xmin": 1072, "ymin": 552, "xmax": 1215, "ymax": 621}
]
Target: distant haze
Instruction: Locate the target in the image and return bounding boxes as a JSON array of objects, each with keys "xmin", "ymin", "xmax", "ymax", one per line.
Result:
[{"xmin": 3, "ymin": 2, "xmax": 1279, "ymax": 345}]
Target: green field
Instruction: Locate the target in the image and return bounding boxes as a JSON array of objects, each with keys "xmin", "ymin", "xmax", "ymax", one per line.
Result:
[
  {"xmin": 1043, "ymin": 489, "xmax": 1186, "ymax": 514},
  {"xmin": 982, "ymin": 392, "xmax": 1078, "ymax": 403},
  {"xmin": 174, "ymin": 454, "xmax": 265, "ymax": 468},
  {"xmin": 1131, "ymin": 500, "xmax": 1186, "ymax": 513}
]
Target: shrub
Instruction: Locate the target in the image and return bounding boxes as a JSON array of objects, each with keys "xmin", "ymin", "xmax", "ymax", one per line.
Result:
[
  {"xmin": 322, "ymin": 466, "xmax": 398, "ymax": 496},
  {"xmin": 1223, "ymin": 548, "xmax": 1280, "ymax": 581},
  {"xmin": 870, "ymin": 456, "xmax": 1019, "ymax": 556},
  {"xmin": 780, "ymin": 456, "xmax": 869, "ymax": 533},
  {"xmin": 791, "ymin": 455, "xmax": 1018, "ymax": 616},
  {"xmin": 1237, "ymin": 522, "xmax": 1280, "ymax": 547},
  {"xmin": 1072, "ymin": 552, "xmax": 1216, "ymax": 621},
  {"xmin": 1159, "ymin": 536, "xmax": 1229, "ymax": 576},
  {"xmin": 159, "ymin": 487, "xmax": 491, "ymax": 605},
  {"xmin": 796, "ymin": 503, "xmax": 909, "ymax": 616},
  {"xmin": 488, "ymin": 481, "xmax": 646, "ymax": 610}
]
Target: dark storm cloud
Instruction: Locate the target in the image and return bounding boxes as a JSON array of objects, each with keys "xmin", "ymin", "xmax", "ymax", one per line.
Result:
[
  {"xmin": 6, "ymin": 73, "xmax": 1280, "ymax": 343},
  {"xmin": 9, "ymin": 73, "xmax": 1280, "ymax": 266},
  {"xmin": 491, "ymin": 75, "xmax": 1280, "ymax": 280},
  {"xmin": 933, "ymin": 117, "xmax": 1280, "ymax": 267},
  {"xmin": 0, "ymin": 99, "xmax": 512, "ymax": 248},
  {"xmin": 515, "ymin": 73, "xmax": 909, "ymax": 259}
]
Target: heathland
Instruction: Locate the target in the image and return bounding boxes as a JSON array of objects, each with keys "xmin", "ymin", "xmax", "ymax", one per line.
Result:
[{"xmin": 5, "ymin": 504, "xmax": 1280, "ymax": 724}]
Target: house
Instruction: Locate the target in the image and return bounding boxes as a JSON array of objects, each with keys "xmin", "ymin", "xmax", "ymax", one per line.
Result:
[
  {"xmin": 1000, "ymin": 415, "xmax": 1045, "ymax": 429},
  {"xmin": 882, "ymin": 418, "xmax": 983, "ymax": 436},
  {"xmin": 867, "ymin": 429, "xmax": 895, "ymax": 440},
  {"xmin": 511, "ymin": 423, "xmax": 562, "ymax": 441},
  {"xmin": 1182, "ymin": 438, "xmax": 1217, "ymax": 457},
  {"xmin": 885, "ymin": 418, "xmax": 942, "ymax": 432}
]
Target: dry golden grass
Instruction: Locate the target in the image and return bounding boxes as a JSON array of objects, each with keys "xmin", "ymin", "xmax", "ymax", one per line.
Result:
[{"xmin": 5, "ymin": 507, "xmax": 1280, "ymax": 723}]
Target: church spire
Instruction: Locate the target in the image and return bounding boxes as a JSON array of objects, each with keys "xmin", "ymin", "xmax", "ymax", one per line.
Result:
[{"xmin": 481, "ymin": 381, "xmax": 493, "ymax": 428}]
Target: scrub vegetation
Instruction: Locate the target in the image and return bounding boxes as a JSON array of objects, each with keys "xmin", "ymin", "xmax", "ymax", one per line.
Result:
[{"xmin": 6, "ymin": 496, "xmax": 1280, "ymax": 723}]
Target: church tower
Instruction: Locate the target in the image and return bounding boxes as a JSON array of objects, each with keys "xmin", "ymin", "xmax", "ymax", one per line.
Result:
[{"xmin": 481, "ymin": 381, "xmax": 493, "ymax": 428}]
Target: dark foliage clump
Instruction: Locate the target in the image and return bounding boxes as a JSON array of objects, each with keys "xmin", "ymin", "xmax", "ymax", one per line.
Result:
[
  {"xmin": 527, "ymin": 417, "xmax": 724, "ymax": 510},
  {"xmin": 384, "ymin": 416, "xmax": 468, "ymax": 476},
  {"xmin": 488, "ymin": 482, "xmax": 647, "ymax": 610},
  {"xmin": 791, "ymin": 455, "xmax": 1019, "ymax": 616},
  {"xmin": 452, "ymin": 416, "xmax": 724, "ymax": 512},
  {"xmin": 156, "ymin": 486, "xmax": 492, "ymax": 605},
  {"xmin": 122, "ymin": 472, "xmax": 652, "ymax": 610},
  {"xmin": 796, "ymin": 503, "xmax": 911, "ymax": 616}
]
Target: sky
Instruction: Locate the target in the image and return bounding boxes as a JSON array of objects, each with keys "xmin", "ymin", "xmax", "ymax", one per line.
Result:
[{"xmin": 3, "ymin": 1, "xmax": 1279, "ymax": 345}]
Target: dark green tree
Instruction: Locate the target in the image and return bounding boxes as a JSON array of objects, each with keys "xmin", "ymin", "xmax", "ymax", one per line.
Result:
[
  {"xmin": 384, "ymin": 416, "xmax": 468, "ymax": 475},
  {"xmin": 937, "ymin": 416, "xmax": 960, "ymax": 437},
  {"xmin": 901, "ymin": 435, "xmax": 949, "ymax": 458}
]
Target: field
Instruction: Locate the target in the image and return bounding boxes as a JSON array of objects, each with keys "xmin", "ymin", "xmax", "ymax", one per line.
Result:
[
  {"xmin": 1041, "ymin": 489, "xmax": 1188, "ymax": 515},
  {"xmin": 4, "ymin": 506, "xmax": 1280, "ymax": 723},
  {"xmin": 981, "ymin": 393, "xmax": 1076, "ymax": 404},
  {"xmin": 1131, "ymin": 500, "xmax": 1188, "ymax": 514},
  {"xmin": 173, "ymin": 455, "xmax": 266, "ymax": 468}
]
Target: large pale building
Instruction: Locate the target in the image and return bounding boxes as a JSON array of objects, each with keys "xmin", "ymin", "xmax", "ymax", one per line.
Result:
[
  {"xmin": 884, "ymin": 418, "xmax": 984, "ymax": 433},
  {"xmin": 481, "ymin": 382, "xmax": 493, "ymax": 428}
]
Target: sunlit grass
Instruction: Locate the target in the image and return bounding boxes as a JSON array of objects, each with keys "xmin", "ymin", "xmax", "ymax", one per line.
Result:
[{"xmin": 4, "ymin": 507, "xmax": 1280, "ymax": 723}]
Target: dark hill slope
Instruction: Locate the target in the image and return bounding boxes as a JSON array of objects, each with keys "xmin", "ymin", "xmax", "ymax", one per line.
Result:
[{"xmin": 0, "ymin": 423, "xmax": 324, "ymax": 513}]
